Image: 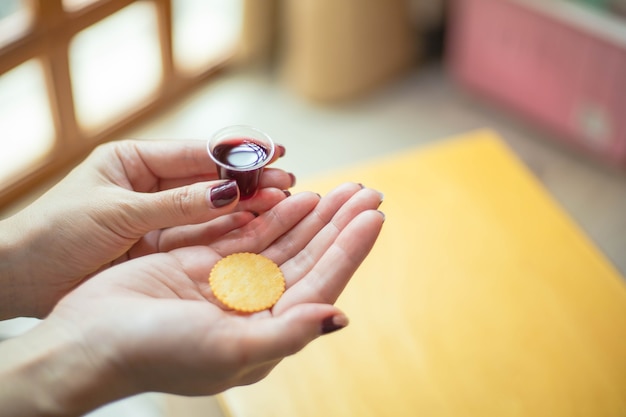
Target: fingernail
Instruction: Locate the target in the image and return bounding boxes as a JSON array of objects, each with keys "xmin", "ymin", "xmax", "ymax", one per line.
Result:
[
  {"xmin": 277, "ymin": 144, "xmax": 286, "ymax": 158},
  {"xmin": 321, "ymin": 314, "xmax": 349, "ymax": 335},
  {"xmin": 288, "ymin": 173, "xmax": 297, "ymax": 188},
  {"xmin": 358, "ymin": 183, "xmax": 365, "ymax": 189},
  {"xmin": 377, "ymin": 210, "xmax": 386, "ymax": 222},
  {"xmin": 209, "ymin": 180, "xmax": 238, "ymax": 208},
  {"xmin": 283, "ymin": 190, "xmax": 291, "ymax": 197},
  {"xmin": 378, "ymin": 192, "xmax": 385, "ymax": 208}
]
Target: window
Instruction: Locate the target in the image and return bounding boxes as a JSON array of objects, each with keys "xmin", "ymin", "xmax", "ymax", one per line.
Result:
[
  {"xmin": 172, "ymin": 0, "xmax": 243, "ymax": 76},
  {"xmin": 62, "ymin": 0, "xmax": 101, "ymax": 12},
  {"xmin": 0, "ymin": 0, "xmax": 243, "ymax": 208},
  {"xmin": 0, "ymin": 0, "xmax": 34, "ymax": 48},
  {"xmin": 0, "ymin": 60, "xmax": 55, "ymax": 184},
  {"xmin": 69, "ymin": 2, "xmax": 163, "ymax": 132}
]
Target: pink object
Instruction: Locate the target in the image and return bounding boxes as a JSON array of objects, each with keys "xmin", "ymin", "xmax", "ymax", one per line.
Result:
[{"xmin": 447, "ymin": 0, "xmax": 626, "ymax": 165}]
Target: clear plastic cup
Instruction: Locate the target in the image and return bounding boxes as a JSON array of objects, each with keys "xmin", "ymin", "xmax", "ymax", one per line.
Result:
[{"xmin": 207, "ymin": 125, "xmax": 275, "ymax": 200}]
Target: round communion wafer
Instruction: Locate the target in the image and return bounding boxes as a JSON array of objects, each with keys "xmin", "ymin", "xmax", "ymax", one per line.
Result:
[{"xmin": 209, "ymin": 253, "xmax": 285, "ymax": 313}]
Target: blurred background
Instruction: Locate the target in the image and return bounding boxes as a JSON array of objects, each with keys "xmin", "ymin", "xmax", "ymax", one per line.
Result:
[{"xmin": 0, "ymin": 0, "xmax": 625, "ymax": 415}]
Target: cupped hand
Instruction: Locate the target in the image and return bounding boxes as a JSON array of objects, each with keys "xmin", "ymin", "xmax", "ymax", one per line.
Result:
[
  {"xmin": 5, "ymin": 139, "xmax": 294, "ymax": 318},
  {"xmin": 47, "ymin": 183, "xmax": 384, "ymax": 405}
]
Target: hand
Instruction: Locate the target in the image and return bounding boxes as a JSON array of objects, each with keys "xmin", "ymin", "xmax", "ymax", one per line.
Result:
[
  {"xmin": 0, "ymin": 139, "xmax": 294, "ymax": 319},
  {"xmin": 0, "ymin": 183, "xmax": 384, "ymax": 416}
]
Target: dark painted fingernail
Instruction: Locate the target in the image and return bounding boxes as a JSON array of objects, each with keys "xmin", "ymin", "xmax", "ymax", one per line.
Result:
[
  {"xmin": 321, "ymin": 314, "xmax": 349, "ymax": 335},
  {"xmin": 277, "ymin": 144, "xmax": 286, "ymax": 158},
  {"xmin": 288, "ymin": 173, "xmax": 297, "ymax": 188},
  {"xmin": 209, "ymin": 180, "xmax": 238, "ymax": 208},
  {"xmin": 283, "ymin": 190, "xmax": 291, "ymax": 197}
]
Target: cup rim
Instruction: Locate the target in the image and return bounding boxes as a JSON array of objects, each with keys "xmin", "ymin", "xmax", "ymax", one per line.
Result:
[{"xmin": 207, "ymin": 125, "xmax": 275, "ymax": 172}]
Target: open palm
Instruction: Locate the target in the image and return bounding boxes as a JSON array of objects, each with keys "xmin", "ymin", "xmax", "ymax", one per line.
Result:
[{"xmin": 49, "ymin": 183, "xmax": 384, "ymax": 397}]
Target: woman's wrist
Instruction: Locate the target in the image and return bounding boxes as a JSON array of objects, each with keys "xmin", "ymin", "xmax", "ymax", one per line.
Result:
[
  {"xmin": 0, "ymin": 318, "xmax": 133, "ymax": 417},
  {"xmin": 0, "ymin": 205, "xmax": 72, "ymax": 319},
  {"xmin": 0, "ymin": 215, "xmax": 36, "ymax": 320}
]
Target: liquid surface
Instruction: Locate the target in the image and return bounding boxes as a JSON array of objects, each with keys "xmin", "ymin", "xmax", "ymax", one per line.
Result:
[{"xmin": 213, "ymin": 139, "xmax": 269, "ymax": 168}]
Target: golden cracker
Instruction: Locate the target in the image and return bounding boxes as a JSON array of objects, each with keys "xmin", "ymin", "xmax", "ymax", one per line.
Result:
[{"xmin": 209, "ymin": 253, "xmax": 285, "ymax": 313}]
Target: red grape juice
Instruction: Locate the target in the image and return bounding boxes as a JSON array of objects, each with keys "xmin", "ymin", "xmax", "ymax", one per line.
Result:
[{"xmin": 211, "ymin": 138, "xmax": 271, "ymax": 199}]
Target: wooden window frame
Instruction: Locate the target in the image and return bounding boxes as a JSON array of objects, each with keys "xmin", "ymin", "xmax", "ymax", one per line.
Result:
[{"xmin": 0, "ymin": 0, "xmax": 231, "ymax": 209}]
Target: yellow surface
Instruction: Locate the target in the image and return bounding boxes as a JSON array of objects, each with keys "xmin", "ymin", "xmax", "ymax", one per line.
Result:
[{"xmin": 219, "ymin": 130, "xmax": 626, "ymax": 417}]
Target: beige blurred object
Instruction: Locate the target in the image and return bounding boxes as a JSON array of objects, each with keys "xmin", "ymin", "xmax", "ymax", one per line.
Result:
[
  {"xmin": 163, "ymin": 394, "xmax": 226, "ymax": 417},
  {"xmin": 279, "ymin": 0, "xmax": 417, "ymax": 101},
  {"xmin": 236, "ymin": 0, "xmax": 278, "ymax": 64}
]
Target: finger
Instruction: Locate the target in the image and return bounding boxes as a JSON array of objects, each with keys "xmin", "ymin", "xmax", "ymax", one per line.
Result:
[
  {"xmin": 236, "ymin": 187, "xmax": 291, "ymax": 215},
  {"xmin": 270, "ymin": 143, "xmax": 287, "ymax": 164},
  {"xmin": 258, "ymin": 168, "xmax": 296, "ymax": 191},
  {"xmin": 274, "ymin": 209, "xmax": 385, "ymax": 313},
  {"xmin": 234, "ymin": 304, "xmax": 348, "ymax": 364},
  {"xmin": 158, "ymin": 174, "xmax": 220, "ymax": 192},
  {"xmin": 263, "ymin": 184, "xmax": 382, "ymax": 275},
  {"xmin": 259, "ymin": 183, "xmax": 363, "ymax": 264},
  {"xmin": 119, "ymin": 180, "xmax": 241, "ymax": 234},
  {"xmin": 101, "ymin": 140, "xmax": 216, "ymax": 193},
  {"xmin": 279, "ymin": 187, "xmax": 383, "ymax": 283},
  {"xmin": 158, "ymin": 187, "xmax": 292, "ymax": 252},
  {"xmin": 157, "ymin": 168, "xmax": 294, "ymax": 194},
  {"xmin": 158, "ymin": 211, "xmax": 256, "ymax": 252},
  {"xmin": 209, "ymin": 191, "xmax": 321, "ymax": 256}
]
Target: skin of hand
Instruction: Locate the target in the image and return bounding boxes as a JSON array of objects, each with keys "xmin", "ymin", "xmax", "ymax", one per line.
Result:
[
  {"xmin": 0, "ymin": 139, "xmax": 294, "ymax": 319},
  {"xmin": 0, "ymin": 183, "xmax": 385, "ymax": 417}
]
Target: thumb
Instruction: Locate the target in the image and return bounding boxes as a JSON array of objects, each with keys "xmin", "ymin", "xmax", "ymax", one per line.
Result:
[
  {"xmin": 128, "ymin": 179, "xmax": 240, "ymax": 232},
  {"xmin": 241, "ymin": 304, "xmax": 349, "ymax": 364}
]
